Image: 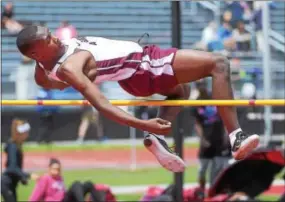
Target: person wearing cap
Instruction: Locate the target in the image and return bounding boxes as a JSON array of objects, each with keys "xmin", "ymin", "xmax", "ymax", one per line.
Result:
[
  {"xmin": 1, "ymin": 118, "xmax": 39, "ymax": 202},
  {"xmin": 29, "ymin": 158, "xmax": 103, "ymax": 202}
]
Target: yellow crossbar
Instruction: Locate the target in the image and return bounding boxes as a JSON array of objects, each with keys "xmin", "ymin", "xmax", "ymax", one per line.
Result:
[{"xmin": 1, "ymin": 99, "xmax": 285, "ymax": 106}]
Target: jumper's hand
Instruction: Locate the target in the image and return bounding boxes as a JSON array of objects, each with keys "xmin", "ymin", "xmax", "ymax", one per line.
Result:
[{"xmin": 143, "ymin": 118, "xmax": 172, "ymax": 135}]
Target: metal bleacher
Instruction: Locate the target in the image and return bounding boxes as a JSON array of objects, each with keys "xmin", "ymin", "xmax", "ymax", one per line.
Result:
[
  {"xmin": 2, "ymin": 1, "xmax": 211, "ymax": 99},
  {"xmin": 2, "ymin": 2, "xmax": 174, "ymax": 99},
  {"xmin": 13, "ymin": 2, "xmax": 172, "ymax": 44},
  {"xmin": 2, "ymin": 1, "xmax": 211, "ymax": 81},
  {"xmin": 271, "ymin": 1, "xmax": 285, "ymax": 36},
  {"xmin": 1, "ymin": 1, "xmax": 285, "ymax": 100}
]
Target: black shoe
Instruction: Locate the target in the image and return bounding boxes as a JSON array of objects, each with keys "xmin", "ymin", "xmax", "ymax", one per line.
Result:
[{"xmin": 144, "ymin": 134, "xmax": 185, "ymax": 172}]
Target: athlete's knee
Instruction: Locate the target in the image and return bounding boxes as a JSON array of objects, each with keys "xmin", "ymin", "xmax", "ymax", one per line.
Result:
[
  {"xmin": 176, "ymin": 84, "xmax": 190, "ymax": 99},
  {"xmin": 182, "ymin": 84, "xmax": 191, "ymax": 99},
  {"xmin": 163, "ymin": 84, "xmax": 189, "ymax": 100},
  {"xmin": 211, "ymin": 54, "xmax": 230, "ymax": 80}
]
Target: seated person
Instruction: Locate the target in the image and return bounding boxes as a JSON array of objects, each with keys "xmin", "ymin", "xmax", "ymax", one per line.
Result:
[
  {"xmin": 1, "ymin": 2, "xmax": 23, "ymax": 34},
  {"xmin": 29, "ymin": 158, "xmax": 103, "ymax": 202},
  {"xmin": 232, "ymin": 21, "xmax": 251, "ymax": 51},
  {"xmin": 195, "ymin": 21, "xmax": 218, "ymax": 51},
  {"xmin": 208, "ymin": 12, "xmax": 236, "ymax": 52}
]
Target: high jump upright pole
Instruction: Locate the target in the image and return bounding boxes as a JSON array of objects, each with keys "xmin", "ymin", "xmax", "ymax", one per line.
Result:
[
  {"xmin": 172, "ymin": 2, "xmax": 184, "ymax": 202},
  {"xmin": 129, "ymin": 106, "xmax": 137, "ymax": 171},
  {"xmin": 262, "ymin": 2, "xmax": 272, "ymax": 146}
]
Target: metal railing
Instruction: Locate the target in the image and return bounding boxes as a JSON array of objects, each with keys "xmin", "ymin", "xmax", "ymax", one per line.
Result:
[
  {"xmin": 198, "ymin": 1, "xmax": 219, "ymax": 13},
  {"xmin": 197, "ymin": 1, "xmax": 221, "ymax": 23},
  {"xmin": 269, "ymin": 30, "xmax": 285, "ymax": 52},
  {"xmin": 270, "ymin": 29, "xmax": 285, "ymax": 44}
]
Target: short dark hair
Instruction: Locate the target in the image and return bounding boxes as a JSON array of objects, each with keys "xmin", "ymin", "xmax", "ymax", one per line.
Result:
[
  {"xmin": 49, "ymin": 158, "xmax": 61, "ymax": 166},
  {"xmin": 16, "ymin": 26, "xmax": 49, "ymax": 55}
]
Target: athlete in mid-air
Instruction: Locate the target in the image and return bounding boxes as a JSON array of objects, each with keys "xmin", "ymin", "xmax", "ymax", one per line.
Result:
[{"xmin": 16, "ymin": 26, "xmax": 260, "ymax": 172}]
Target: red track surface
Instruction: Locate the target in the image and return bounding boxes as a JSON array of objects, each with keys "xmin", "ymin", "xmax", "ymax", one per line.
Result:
[
  {"xmin": 1, "ymin": 147, "xmax": 283, "ymax": 196},
  {"xmin": 263, "ymin": 185, "xmax": 285, "ymax": 195},
  {"xmin": 1, "ymin": 147, "xmax": 198, "ymax": 171}
]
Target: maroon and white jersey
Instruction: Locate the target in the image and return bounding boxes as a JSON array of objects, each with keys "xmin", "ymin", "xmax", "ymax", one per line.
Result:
[
  {"xmin": 41, "ymin": 36, "xmax": 178, "ymax": 97},
  {"xmin": 50, "ymin": 37, "xmax": 144, "ymax": 84}
]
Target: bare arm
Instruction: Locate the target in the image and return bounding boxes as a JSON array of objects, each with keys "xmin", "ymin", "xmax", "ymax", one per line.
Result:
[
  {"xmin": 194, "ymin": 120, "xmax": 203, "ymax": 138},
  {"xmin": 57, "ymin": 51, "xmax": 170, "ymax": 134},
  {"xmin": 194, "ymin": 119, "xmax": 211, "ymax": 147},
  {"xmin": 34, "ymin": 63, "xmax": 69, "ymax": 90},
  {"xmin": 29, "ymin": 176, "xmax": 47, "ymax": 202}
]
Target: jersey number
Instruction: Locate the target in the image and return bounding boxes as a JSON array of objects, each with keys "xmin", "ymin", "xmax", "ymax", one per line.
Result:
[{"xmin": 77, "ymin": 37, "xmax": 97, "ymax": 45}]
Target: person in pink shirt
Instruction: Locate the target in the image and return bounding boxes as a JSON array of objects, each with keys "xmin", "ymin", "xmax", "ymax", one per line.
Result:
[
  {"xmin": 29, "ymin": 158, "xmax": 102, "ymax": 202},
  {"xmin": 55, "ymin": 21, "xmax": 77, "ymax": 41}
]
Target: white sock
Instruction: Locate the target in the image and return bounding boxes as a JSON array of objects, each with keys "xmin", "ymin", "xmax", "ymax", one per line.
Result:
[{"xmin": 229, "ymin": 128, "xmax": 242, "ymax": 146}]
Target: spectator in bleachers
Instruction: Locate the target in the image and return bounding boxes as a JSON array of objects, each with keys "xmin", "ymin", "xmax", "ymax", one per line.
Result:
[
  {"xmin": 195, "ymin": 21, "xmax": 218, "ymax": 51},
  {"xmin": 2, "ymin": 2, "xmax": 32, "ymax": 63},
  {"xmin": 224, "ymin": 1, "xmax": 251, "ymax": 28},
  {"xmin": 1, "ymin": 2, "xmax": 23, "ymax": 35},
  {"xmin": 29, "ymin": 158, "xmax": 103, "ymax": 202},
  {"xmin": 232, "ymin": 21, "xmax": 251, "ymax": 51},
  {"xmin": 207, "ymin": 12, "xmax": 236, "ymax": 52},
  {"xmin": 217, "ymin": 11, "xmax": 233, "ymax": 41},
  {"xmin": 55, "ymin": 21, "xmax": 78, "ymax": 41},
  {"xmin": 251, "ymin": 1, "xmax": 277, "ymax": 52}
]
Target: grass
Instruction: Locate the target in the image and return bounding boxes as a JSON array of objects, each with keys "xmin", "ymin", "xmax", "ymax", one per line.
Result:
[
  {"xmin": 116, "ymin": 194, "xmax": 142, "ymax": 201},
  {"xmin": 117, "ymin": 194, "xmax": 281, "ymax": 201},
  {"xmin": 18, "ymin": 166, "xmax": 198, "ymax": 201},
  {"xmin": 17, "ymin": 166, "xmax": 282, "ymax": 201},
  {"xmin": 3, "ymin": 143, "xmax": 282, "ymax": 201},
  {"xmin": 277, "ymin": 168, "xmax": 285, "ymax": 179},
  {"xmin": 258, "ymin": 195, "xmax": 280, "ymax": 201},
  {"xmin": 1, "ymin": 141, "xmax": 199, "ymax": 153}
]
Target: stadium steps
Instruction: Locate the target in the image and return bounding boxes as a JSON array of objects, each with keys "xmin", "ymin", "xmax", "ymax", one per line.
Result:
[
  {"xmin": 270, "ymin": 1, "xmax": 285, "ymax": 35},
  {"xmin": 2, "ymin": 1, "xmax": 173, "ymax": 74},
  {"xmin": 180, "ymin": 2, "xmax": 214, "ymax": 48},
  {"xmin": 2, "ymin": 2, "xmax": 284, "ymax": 80}
]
